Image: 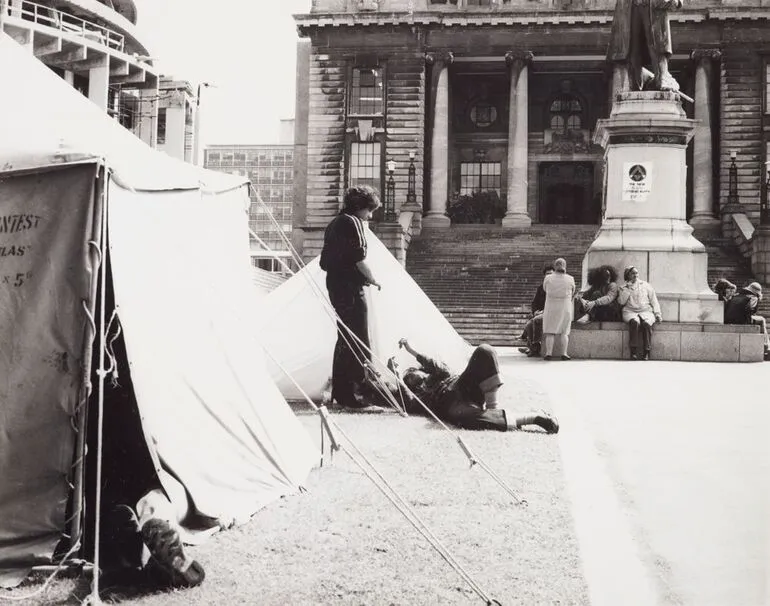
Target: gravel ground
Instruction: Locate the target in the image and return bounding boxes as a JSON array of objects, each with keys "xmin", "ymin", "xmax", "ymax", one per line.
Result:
[{"xmin": 9, "ymin": 367, "xmax": 588, "ymax": 605}]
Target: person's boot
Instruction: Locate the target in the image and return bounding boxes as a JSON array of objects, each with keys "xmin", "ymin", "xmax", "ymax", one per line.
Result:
[
  {"xmin": 515, "ymin": 412, "xmax": 559, "ymax": 434},
  {"xmin": 141, "ymin": 518, "xmax": 205, "ymax": 588},
  {"xmin": 630, "ymin": 347, "xmax": 638, "ymax": 361},
  {"xmin": 642, "ymin": 350, "xmax": 650, "ymax": 361}
]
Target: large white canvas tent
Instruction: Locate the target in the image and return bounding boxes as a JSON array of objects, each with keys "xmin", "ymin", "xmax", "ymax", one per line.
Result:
[
  {"xmin": 0, "ymin": 33, "xmax": 316, "ymax": 586},
  {"xmin": 256, "ymin": 228, "xmax": 473, "ymax": 401}
]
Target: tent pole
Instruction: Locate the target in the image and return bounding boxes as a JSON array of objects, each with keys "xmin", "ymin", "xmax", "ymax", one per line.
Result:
[
  {"xmin": 88, "ymin": 167, "xmax": 110, "ymax": 606},
  {"xmin": 70, "ymin": 167, "xmax": 106, "ymax": 556}
]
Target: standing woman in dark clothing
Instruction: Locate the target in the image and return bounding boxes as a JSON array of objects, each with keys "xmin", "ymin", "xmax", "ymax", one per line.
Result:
[{"xmin": 320, "ymin": 186, "xmax": 382, "ymax": 409}]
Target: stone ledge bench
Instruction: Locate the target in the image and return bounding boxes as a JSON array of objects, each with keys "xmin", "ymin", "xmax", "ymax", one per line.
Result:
[{"xmin": 568, "ymin": 322, "xmax": 764, "ymax": 362}]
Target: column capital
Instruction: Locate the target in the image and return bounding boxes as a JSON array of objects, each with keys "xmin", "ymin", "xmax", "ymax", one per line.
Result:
[
  {"xmin": 505, "ymin": 50, "xmax": 534, "ymax": 69},
  {"xmin": 690, "ymin": 49, "xmax": 722, "ymax": 63},
  {"xmin": 425, "ymin": 51, "xmax": 454, "ymax": 67}
]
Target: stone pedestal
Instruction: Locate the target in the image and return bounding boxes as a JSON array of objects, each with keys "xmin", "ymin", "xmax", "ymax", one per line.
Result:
[{"xmin": 586, "ymin": 91, "xmax": 722, "ymax": 323}]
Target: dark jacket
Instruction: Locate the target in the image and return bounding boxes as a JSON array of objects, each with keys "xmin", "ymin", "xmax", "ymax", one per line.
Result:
[
  {"xmin": 724, "ymin": 292, "xmax": 758, "ymax": 325},
  {"xmin": 531, "ymin": 285, "xmax": 546, "ymax": 315},
  {"xmin": 320, "ymin": 212, "xmax": 367, "ymax": 290}
]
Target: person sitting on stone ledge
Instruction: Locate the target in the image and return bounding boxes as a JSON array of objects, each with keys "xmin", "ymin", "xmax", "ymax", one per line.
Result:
[
  {"xmin": 724, "ymin": 281, "xmax": 770, "ymax": 360},
  {"xmin": 574, "ymin": 265, "xmax": 621, "ymax": 324},
  {"xmin": 617, "ymin": 266, "xmax": 662, "ymax": 360},
  {"xmin": 713, "ymin": 278, "xmax": 737, "ymax": 302},
  {"xmin": 370, "ymin": 338, "xmax": 559, "ymax": 434},
  {"xmin": 518, "ymin": 263, "xmax": 553, "ymax": 357}
]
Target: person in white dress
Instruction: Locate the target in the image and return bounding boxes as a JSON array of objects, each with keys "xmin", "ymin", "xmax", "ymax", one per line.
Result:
[
  {"xmin": 541, "ymin": 258, "xmax": 576, "ymax": 360},
  {"xmin": 617, "ymin": 266, "xmax": 662, "ymax": 360}
]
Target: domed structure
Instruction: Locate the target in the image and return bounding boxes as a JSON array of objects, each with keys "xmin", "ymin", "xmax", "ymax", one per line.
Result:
[{"xmin": 1, "ymin": 0, "xmax": 179, "ymax": 151}]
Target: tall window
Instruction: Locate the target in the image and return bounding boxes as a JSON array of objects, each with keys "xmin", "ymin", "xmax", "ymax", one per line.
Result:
[
  {"xmin": 350, "ymin": 67, "xmax": 384, "ymax": 115},
  {"xmin": 460, "ymin": 162, "xmax": 501, "ymax": 195},
  {"xmin": 549, "ymin": 94, "xmax": 583, "ymax": 132},
  {"xmin": 349, "ymin": 142, "xmax": 382, "ymax": 191},
  {"xmin": 157, "ymin": 108, "xmax": 167, "ymax": 145}
]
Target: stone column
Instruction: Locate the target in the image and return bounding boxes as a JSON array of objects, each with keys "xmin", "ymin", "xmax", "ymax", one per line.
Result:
[
  {"xmin": 690, "ymin": 49, "xmax": 721, "ymax": 227},
  {"xmin": 424, "ymin": 51, "xmax": 453, "ymax": 228},
  {"xmin": 88, "ymin": 63, "xmax": 110, "ymax": 111},
  {"xmin": 503, "ymin": 51, "xmax": 533, "ymax": 227}
]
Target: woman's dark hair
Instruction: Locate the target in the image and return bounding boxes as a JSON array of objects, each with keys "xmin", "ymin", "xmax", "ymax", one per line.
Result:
[
  {"xmin": 342, "ymin": 185, "xmax": 381, "ymax": 213},
  {"xmin": 587, "ymin": 265, "xmax": 618, "ymax": 288},
  {"xmin": 713, "ymin": 278, "xmax": 737, "ymax": 301},
  {"xmin": 542, "ymin": 262, "xmax": 555, "ymax": 275}
]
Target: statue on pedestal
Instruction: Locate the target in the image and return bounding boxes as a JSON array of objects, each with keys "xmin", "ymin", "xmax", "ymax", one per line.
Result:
[{"xmin": 607, "ymin": 0, "xmax": 683, "ymax": 92}]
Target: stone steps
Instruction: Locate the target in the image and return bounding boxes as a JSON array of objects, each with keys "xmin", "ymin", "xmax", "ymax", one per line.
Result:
[
  {"xmin": 406, "ymin": 224, "xmax": 769, "ymax": 346},
  {"xmin": 406, "ymin": 225, "xmax": 597, "ymax": 345}
]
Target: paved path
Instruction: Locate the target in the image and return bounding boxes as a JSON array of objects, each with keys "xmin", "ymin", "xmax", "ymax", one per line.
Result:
[{"xmin": 500, "ymin": 353, "xmax": 770, "ymax": 606}]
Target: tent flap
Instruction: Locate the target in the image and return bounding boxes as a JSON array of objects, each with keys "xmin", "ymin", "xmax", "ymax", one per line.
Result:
[
  {"xmin": 107, "ymin": 183, "xmax": 316, "ymax": 523},
  {"xmin": 0, "ymin": 165, "xmax": 98, "ymax": 587}
]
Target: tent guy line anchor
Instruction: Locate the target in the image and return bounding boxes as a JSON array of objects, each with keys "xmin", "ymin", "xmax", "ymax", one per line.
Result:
[
  {"xmin": 250, "ymin": 186, "xmax": 528, "ymax": 507},
  {"xmin": 261, "ymin": 348, "xmax": 500, "ymax": 605}
]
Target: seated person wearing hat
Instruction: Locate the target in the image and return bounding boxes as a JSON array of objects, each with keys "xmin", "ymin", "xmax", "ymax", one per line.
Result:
[{"xmin": 724, "ymin": 281, "xmax": 770, "ymax": 360}]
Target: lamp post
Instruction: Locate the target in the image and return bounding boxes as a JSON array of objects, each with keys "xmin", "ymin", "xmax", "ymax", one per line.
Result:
[
  {"xmin": 406, "ymin": 150, "xmax": 417, "ymax": 207},
  {"xmin": 385, "ymin": 159, "xmax": 397, "ymax": 221},
  {"xmin": 759, "ymin": 163, "xmax": 770, "ymax": 227},
  {"xmin": 192, "ymin": 81, "xmax": 213, "ymax": 166},
  {"xmin": 727, "ymin": 150, "xmax": 738, "ymax": 207}
]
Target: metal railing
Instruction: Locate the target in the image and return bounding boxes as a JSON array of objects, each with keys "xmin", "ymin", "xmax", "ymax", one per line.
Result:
[{"xmin": 12, "ymin": 0, "xmax": 125, "ymax": 52}]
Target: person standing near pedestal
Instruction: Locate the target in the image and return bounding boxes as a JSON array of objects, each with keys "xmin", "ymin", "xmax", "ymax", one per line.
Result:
[
  {"xmin": 320, "ymin": 186, "xmax": 383, "ymax": 410},
  {"xmin": 542, "ymin": 258, "xmax": 576, "ymax": 361}
]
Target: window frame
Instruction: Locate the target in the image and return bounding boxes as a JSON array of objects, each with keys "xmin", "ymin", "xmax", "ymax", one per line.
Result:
[
  {"xmin": 348, "ymin": 65, "xmax": 386, "ymax": 118},
  {"xmin": 546, "ymin": 92, "xmax": 585, "ymax": 134},
  {"xmin": 459, "ymin": 161, "xmax": 502, "ymax": 196},
  {"xmin": 344, "ymin": 58, "xmax": 388, "ymax": 202}
]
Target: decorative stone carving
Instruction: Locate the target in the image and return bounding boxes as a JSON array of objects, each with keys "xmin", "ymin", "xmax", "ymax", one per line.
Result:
[
  {"xmin": 504, "ymin": 50, "xmax": 534, "ymax": 70},
  {"xmin": 544, "ymin": 129, "xmax": 590, "ymax": 154},
  {"xmin": 425, "ymin": 51, "xmax": 454, "ymax": 67}
]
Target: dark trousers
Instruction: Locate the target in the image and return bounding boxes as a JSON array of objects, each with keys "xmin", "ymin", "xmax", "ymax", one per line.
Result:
[
  {"xmin": 523, "ymin": 316, "xmax": 543, "ymax": 351},
  {"xmin": 628, "ymin": 317, "xmax": 652, "ymax": 352},
  {"xmin": 328, "ymin": 285, "xmax": 370, "ymax": 406},
  {"xmin": 446, "ymin": 345, "xmax": 506, "ymax": 431},
  {"xmin": 456, "ymin": 344, "xmax": 502, "ymax": 406}
]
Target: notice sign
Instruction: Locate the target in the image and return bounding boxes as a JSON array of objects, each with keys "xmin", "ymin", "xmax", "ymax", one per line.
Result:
[{"xmin": 622, "ymin": 162, "xmax": 652, "ymax": 202}]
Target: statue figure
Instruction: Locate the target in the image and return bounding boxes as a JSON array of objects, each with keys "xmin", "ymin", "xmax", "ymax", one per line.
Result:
[{"xmin": 607, "ymin": 0, "xmax": 683, "ymax": 92}]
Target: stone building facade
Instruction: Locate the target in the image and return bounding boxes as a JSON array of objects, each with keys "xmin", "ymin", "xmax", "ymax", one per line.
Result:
[{"xmin": 293, "ymin": 0, "xmax": 770, "ymax": 266}]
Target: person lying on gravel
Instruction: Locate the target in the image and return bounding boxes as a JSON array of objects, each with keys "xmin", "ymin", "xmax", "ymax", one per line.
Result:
[{"xmin": 374, "ymin": 339, "xmax": 558, "ymax": 434}]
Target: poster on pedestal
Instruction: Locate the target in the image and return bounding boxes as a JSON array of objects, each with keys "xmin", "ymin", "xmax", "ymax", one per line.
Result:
[{"xmin": 622, "ymin": 162, "xmax": 652, "ymax": 202}]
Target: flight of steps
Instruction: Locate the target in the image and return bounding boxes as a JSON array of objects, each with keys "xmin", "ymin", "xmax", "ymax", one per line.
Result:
[
  {"xmin": 407, "ymin": 225, "xmax": 769, "ymax": 346},
  {"xmin": 406, "ymin": 225, "xmax": 599, "ymax": 346},
  {"xmin": 696, "ymin": 230, "xmax": 770, "ymax": 319}
]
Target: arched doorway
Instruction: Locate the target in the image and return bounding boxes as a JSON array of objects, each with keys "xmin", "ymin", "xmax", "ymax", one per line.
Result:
[{"xmin": 538, "ymin": 162, "xmax": 598, "ymax": 224}]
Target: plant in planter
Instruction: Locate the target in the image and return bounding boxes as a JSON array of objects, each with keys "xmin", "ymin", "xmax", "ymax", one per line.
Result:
[{"xmin": 447, "ymin": 191, "xmax": 507, "ymax": 224}]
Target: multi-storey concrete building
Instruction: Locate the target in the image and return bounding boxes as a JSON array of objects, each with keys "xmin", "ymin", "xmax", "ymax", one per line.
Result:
[
  {"xmin": 292, "ymin": 1, "xmax": 770, "ymax": 261},
  {"xmin": 204, "ymin": 141, "xmax": 295, "ymax": 273},
  {"xmin": 2, "ymin": 0, "xmax": 194, "ymax": 161}
]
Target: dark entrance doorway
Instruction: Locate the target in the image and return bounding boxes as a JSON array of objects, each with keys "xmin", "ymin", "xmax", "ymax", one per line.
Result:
[{"xmin": 538, "ymin": 162, "xmax": 598, "ymax": 224}]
